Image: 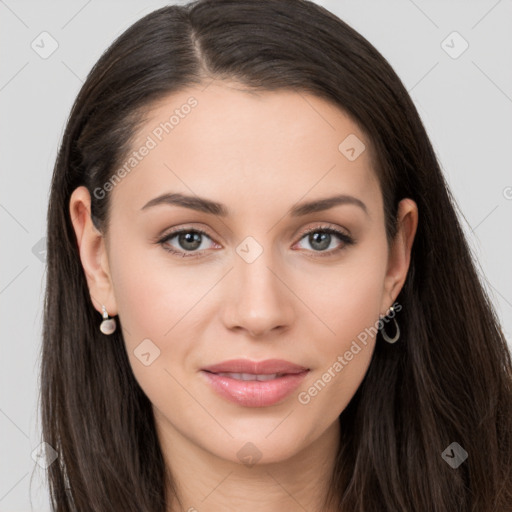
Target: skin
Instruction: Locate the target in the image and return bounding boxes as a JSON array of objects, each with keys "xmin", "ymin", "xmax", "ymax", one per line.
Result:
[{"xmin": 70, "ymin": 81, "xmax": 418, "ymax": 512}]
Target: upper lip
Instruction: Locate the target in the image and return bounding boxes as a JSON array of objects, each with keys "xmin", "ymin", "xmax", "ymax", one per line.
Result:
[{"xmin": 201, "ymin": 359, "xmax": 309, "ymax": 375}]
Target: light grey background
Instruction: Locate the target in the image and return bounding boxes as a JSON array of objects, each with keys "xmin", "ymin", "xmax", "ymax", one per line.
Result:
[{"xmin": 1, "ymin": 1, "xmax": 511, "ymax": 510}]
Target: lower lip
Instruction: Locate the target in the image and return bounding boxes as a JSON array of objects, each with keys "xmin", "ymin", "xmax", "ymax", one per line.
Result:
[{"xmin": 200, "ymin": 370, "xmax": 309, "ymax": 407}]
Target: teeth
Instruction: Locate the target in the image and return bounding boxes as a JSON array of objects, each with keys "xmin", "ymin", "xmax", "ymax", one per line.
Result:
[{"xmin": 216, "ymin": 372, "xmax": 281, "ymax": 381}]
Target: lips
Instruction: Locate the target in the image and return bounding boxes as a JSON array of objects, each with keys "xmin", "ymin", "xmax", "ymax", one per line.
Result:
[{"xmin": 200, "ymin": 359, "xmax": 310, "ymax": 407}]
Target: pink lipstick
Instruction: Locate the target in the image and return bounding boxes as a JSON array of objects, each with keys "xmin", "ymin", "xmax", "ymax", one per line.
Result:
[{"xmin": 200, "ymin": 358, "xmax": 309, "ymax": 407}]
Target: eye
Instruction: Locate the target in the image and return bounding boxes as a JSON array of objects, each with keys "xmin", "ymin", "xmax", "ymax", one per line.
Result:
[
  {"xmin": 293, "ymin": 225, "xmax": 355, "ymax": 257},
  {"xmin": 157, "ymin": 228, "xmax": 218, "ymax": 258},
  {"xmin": 156, "ymin": 224, "xmax": 355, "ymax": 259}
]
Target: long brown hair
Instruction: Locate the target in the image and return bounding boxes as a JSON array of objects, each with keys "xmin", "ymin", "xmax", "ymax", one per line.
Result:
[{"xmin": 40, "ymin": 0, "xmax": 512, "ymax": 510}]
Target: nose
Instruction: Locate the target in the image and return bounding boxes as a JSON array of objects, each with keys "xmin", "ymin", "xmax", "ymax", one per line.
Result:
[{"xmin": 221, "ymin": 246, "xmax": 295, "ymax": 338}]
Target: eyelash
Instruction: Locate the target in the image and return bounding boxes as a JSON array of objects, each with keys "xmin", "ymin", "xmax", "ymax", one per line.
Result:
[{"xmin": 156, "ymin": 224, "xmax": 355, "ymax": 259}]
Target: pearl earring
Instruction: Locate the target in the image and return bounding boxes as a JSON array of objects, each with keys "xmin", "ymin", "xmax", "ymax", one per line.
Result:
[{"xmin": 100, "ymin": 304, "xmax": 117, "ymax": 335}]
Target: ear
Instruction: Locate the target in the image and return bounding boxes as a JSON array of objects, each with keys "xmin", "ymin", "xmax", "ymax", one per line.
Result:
[
  {"xmin": 69, "ymin": 186, "xmax": 117, "ymax": 316},
  {"xmin": 380, "ymin": 198, "xmax": 418, "ymax": 315}
]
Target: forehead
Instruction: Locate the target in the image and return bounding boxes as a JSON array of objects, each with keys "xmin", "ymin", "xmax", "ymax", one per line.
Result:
[{"xmin": 109, "ymin": 81, "xmax": 380, "ymax": 217}]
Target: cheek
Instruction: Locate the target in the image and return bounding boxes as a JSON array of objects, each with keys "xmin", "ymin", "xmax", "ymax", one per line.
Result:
[
  {"xmin": 295, "ymin": 287, "xmax": 380, "ymax": 433},
  {"xmin": 108, "ymin": 248, "xmax": 196, "ymax": 414},
  {"xmin": 297, "ymin": 254, "xmax": 386, "ymax": 348},
  {"xmin": 293, "ymin": 251, "xmax": 386, "ymax": 410},
  {"xmin": 106, "ymin": 239, "xmax": 188, "ymax": 383},
  {"xmin": 109, "ymin": 236, "xmax": 195, "ymax": 336}
]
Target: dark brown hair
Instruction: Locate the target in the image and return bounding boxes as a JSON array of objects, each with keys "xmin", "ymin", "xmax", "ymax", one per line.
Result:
[{"xmin": 40, "ymin": 0, "xmax": 512, "ymax": 510}]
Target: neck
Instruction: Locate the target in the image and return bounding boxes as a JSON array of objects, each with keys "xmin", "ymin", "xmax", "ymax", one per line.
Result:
[{"xmin": 156, "ymin": 413, "xmax": 341, "ymax": 512}]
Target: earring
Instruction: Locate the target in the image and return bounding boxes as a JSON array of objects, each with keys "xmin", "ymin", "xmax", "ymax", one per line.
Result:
[
  {"xmin": 379, "ymin": 305, "xmax": 400, "ymax": 343},
  {"xmin": 100, "ymin": 304, "xmax": 117, "ymax": 335}
]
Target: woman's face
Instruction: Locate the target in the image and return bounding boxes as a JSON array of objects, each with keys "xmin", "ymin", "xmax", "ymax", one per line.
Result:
[{"xmin": 72, "ymin": 81, "xmax": 416, "ymax": 466}]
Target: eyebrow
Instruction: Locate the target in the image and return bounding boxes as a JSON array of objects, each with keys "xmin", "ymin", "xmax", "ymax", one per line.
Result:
[{"xmin": 140, "ymin": 192, "xmax": 368, "ymax": 217}]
